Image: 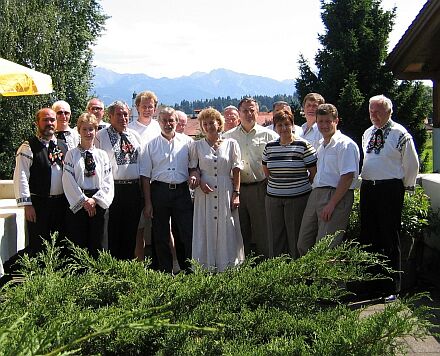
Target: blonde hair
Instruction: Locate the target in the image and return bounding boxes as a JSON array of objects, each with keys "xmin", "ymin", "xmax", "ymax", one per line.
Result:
[
  {"xmin": 135, "ymin": 91, "xmax": 158, "ymax": 108},
  {"xmin": 198, "ymin": 107, "xmax": 224, "ymax": 133},
  {"xmin": 77, "ymin": 113, "xmax": 98, "ymax": 131}
]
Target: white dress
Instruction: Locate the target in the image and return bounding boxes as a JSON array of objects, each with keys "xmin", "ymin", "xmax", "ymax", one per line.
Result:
[{"xmin": 189, "ymin": 138, "xmax": 245, "ymax": 272}]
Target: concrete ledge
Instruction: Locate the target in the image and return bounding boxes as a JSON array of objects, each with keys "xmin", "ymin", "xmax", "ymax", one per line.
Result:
[{"xmin": 0, "ymin": 180, "xmax": 14, "ymax": 199}]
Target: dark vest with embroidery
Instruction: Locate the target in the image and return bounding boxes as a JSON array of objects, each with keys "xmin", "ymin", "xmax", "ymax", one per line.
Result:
[{"xmin": 28, "ymin": 136, "xmax": 68, "ymax": 196}]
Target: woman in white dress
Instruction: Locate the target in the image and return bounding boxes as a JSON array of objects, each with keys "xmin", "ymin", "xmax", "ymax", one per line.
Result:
[
  {"xmin": 189, "ymin": 108, "xmax": 244, "ymax": 272},
  {"xmin": 62, "ymin": 113, "xmax": 114, "ymax": 257}
]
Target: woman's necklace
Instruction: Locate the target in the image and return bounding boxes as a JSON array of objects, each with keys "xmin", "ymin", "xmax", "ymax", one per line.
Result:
[{"xmin": 206, "ymin": 136, "xmax": 222, "ymax": 150}]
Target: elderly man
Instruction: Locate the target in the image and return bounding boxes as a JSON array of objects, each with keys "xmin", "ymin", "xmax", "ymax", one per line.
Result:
[
  {"xmin": 175, "ymin": 110, "xmax": 189, "ymax": 134},
  {"xmin": 223, "ymin": 105, "xmax": 240, "ymax": 132},
  {"xmin": 52, "ymin": 100, "xmax": 80, "ymax": 150},
  {"xmin": 297, "ymin": 104, "xmax": 359, "ymax": 256},
  {"xmin": 87, "ymin": 98, "xmax": 109, "ymax": 130},
  {"xmin": 300, "ymin": 93, "xmax": 325, "ymax": 149},
  {"xmin": 360, "ymin": 94, "xmax": 419, "ymax": 302},
  {"xmin": 13, "ymin": 108, "xmax": 69, "ymax": 255},
  {"xmin": 128, "ymin": 91, "xmax": 161, "ymax": 261},
  {"xmin": 140, "ymin": 107, "xmax": 194, "ymax": 272},
  {"xmin": 96, "ymin": 100, "xmax": 143, "ymax": 260},
  {"xmin": 223, "ymin": 97, "xmax": 278, "ymax": 258}
]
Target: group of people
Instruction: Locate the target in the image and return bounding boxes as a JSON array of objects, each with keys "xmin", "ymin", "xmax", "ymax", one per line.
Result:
[{"xmin": 13, "ymin": 91, "xmax": 419, "ymax": 300}]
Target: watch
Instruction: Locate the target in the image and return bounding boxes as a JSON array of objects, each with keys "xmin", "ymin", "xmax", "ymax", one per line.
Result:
[{"xmin": 233, "ymin": 190, "xmax": 240, "ymax": 195}]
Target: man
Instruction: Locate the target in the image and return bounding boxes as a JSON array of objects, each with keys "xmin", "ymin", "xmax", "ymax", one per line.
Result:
[
  {"xmin": 223, "ymin": 105, "xmax": 240, "ymax": 132},
  {"xmin": 300, "ymin": 93, "xmax": 325, "ymax": 149},
  {"xmin": 87, "ymin": 98, "xmax": 109, "ymax": 130},
  {"xmin": 140, "ymin": 107, "xmax": 194, "ymax": 272},
  {"xmin": 128, "ymin": 91, "xmax": 162, "ymax": 261},
  {"xmin": 359, "ymin": 94, "xmax": 419, "ymax": 302},
  {"xmin": 13, "ymin": 108, "xmax": 69, "ymax": 255},
  {"xmin": 267, "ymin": 101, "xmax": 302, "ymax": 135},
  {"xmin": 96, "ymin": 100, "xmax": 143, "ymax": 260},
  {"xmin": 297, "ymin": 103, "xmax": 359, "ymax": 256},
  {"xmin": 175, "ymin": 110, "xmax": 189, "ymax": 134},
  {"xmin": 223, "ymin": 97, "xmax": 278, "ymax": 257},
  {"xmin": 52, "ymin": 100, "xmax": 80, "ymax": 150}
]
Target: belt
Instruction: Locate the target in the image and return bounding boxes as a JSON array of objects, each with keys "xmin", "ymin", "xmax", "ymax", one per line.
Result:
[
  {"xmin": 362, "ymin": 178, "xmax": 401, "ymax": 186},
  {"xmin": 114, "ymin": 179, "xmax": 139, "ymax": 185},
  {"xmin": 152, "ymin": 181, "xmax": 187, "ymax": 190},
  {"xmin": 82, "ymin": 189, "xmax": 99, "ymax": 197},
  {"xmin": 31, "ymin": 193, "xmax": 64, "ymax": 199},
  {"xmin": 315, "ymin": 186, "xmax": 336, "ymax": 189},
  {"xmin": 241, "ymin": 181, "xmax": 263, "ymax": 186}
]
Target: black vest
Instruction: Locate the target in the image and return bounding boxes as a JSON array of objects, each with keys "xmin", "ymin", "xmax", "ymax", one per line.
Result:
[{"xmin": 28, "ymin": 136, "xmax": 68, "ymax": 196}]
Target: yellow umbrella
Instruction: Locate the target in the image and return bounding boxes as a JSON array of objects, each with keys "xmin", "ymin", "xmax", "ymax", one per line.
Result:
[{"xmin": 0, "ymin": 58, "xmax": 53, "ymax": 96}]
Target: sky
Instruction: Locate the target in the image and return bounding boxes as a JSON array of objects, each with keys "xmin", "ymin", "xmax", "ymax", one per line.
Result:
[{"xmin": 92, "ymin": 0, "xmax": 428, "ymax": 82}]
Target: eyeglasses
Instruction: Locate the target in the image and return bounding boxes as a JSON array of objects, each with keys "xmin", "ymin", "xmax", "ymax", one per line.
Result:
[
  {"xmin": 56, "ymin": 111, "xmax": 70, "ymax": 116},
  {"xmin": 91, "ymin": 106, "xmax": 104, "ymax": 111}
]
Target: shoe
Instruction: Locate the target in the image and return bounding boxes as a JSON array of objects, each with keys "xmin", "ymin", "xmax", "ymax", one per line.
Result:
[{"xmin": 384, "ymin": 294, "xmax": 398, "ymax": 303}]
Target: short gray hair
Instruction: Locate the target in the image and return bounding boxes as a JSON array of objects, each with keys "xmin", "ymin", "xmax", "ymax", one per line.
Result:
[
  {"xmin": 107, "ymin": 100, "xmax": 129, "ymax": 116},
  {"xmin": 158, "ymin": 107, "xmax": 177, "ymax": 120},
  {"xmin": 369, "ymin": 94, "xmax": 393, "ymax": 115}
]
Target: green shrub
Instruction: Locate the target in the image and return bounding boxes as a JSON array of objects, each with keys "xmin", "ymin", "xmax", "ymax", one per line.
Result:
[{"xmin": 0, "ymin": 236, "xmax": 433, "ymax": 355}]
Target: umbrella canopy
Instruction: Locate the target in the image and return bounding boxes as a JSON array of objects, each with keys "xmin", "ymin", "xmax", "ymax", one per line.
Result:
[{"xmin": 0, "ymin": 58, "xmax": 53, "ymax": 96}]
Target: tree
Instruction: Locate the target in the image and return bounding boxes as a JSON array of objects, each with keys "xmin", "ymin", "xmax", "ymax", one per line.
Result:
[
  {"xmin": 0, "ymin": 0, "xmax": 108, "ymax": 178},
  {"xmin": 295, "ymin": 0, "xmax": 430, "ymax": 157}
]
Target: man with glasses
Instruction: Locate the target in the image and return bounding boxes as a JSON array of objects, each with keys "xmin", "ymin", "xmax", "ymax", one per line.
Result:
[
  {"xmin": 87, "ymin": 98, "xmax": 109, "ymax": 130},
  {"xmin": 223, "ymin": 97, "xmax": 278, "ymax": 258},
  {"xmin": 52, "ymin": 100, "xmax": 80, "ymax": 150}
]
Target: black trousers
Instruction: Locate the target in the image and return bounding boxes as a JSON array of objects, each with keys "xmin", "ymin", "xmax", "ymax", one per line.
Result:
[
  {"xmin": 27, "ymin": 194, "xmax": 68, "ymax": 256},
  {"xmin": 66, "ymin": 205, "xmax": 105, "ymax": 258},
  {"xmin": 359, "ymin": 179, "xmax": 404, "ymax": 295},
  {"xmin": 108, "ymin": 183, "xmax": 142, "ymax": 260},
  {"xmin": 151, "ymin": 181, "xmax": 193, "ymax": 273}
]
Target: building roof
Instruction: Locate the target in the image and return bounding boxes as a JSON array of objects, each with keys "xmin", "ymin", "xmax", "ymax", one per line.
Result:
[{"xmin": 386, "ymin": 0, "xmax": 440, "ymax": 80}]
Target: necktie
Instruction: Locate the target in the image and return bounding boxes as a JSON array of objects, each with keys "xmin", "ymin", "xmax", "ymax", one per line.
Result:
[
  {"xmin": 48, "ymin": 140, "xmax": 64, "ymax": 166},
  {"xmin": 55, "ymin": 131, "xmax": 70, "ymax": 141},
  {"xmin": 84, "ymin": 151, "xmax": 96, "ymax": 177},
  {"xmin": 120, "ymin": 132, "xmax": 133, "ymax": 155}
]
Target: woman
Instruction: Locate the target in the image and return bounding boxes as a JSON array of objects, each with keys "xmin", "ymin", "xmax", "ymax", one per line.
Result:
[
  {"xmin": 262, "ymin": 109, "xmax": 317, "ymax": 258},
  {"xmin": 189, "ymin": 108, "xmax": 244, "ymax": 272},
  {"xmin": 62, "ymin": 113, "xmax": 114, "ymax": 256}
]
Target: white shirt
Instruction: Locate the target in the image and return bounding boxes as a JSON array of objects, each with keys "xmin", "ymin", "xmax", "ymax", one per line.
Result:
[
  {"xmin": 223, "ymin": 124, "xmax": 279, "ymax": 183},
  {"xmin": 300, "ymin": 122, "xmax": 322, "ymax": 150},
  {"xmin": 361, "ymin": 119, "xmax": 419, "ymax": 188},
  {"xmin": 313, "ymin": 130, "xmax": 360, "ymax": 189},
  {"xmin": 95, "ymin": 126, "xmax": 142, "ymax": 180},
  {"xmin": 56, "ymin": 126, "xmax": 80, "ymax": 150},
  {"xmin": 13, "ymin": 137, "xmax": 64, "ymax": 206},
  {"xmin": 62, "ymin": 146, "xmax": 114, "ymax": 213},
  {"xmin": 128, "ymin": 119, "xmax": 161, "ymax": 145},
  {"xmin": 140, "ymin": 132, "xmax": 193, "ymax": 184}
]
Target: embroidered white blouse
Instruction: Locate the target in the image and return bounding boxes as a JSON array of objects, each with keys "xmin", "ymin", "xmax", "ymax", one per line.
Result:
[{"xmin": 62, "ymin": 146, "xmax": 114, "ymax": 213}]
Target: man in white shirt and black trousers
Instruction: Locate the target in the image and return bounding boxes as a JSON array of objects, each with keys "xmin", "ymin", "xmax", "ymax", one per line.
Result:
[
  {"xmin": 13, "ymin": 108, "xmax": 69, "ymax": 256},
  {"xmin": 141, "ymin": 107, "xmax": 196, "ymax": 273},
  {"xmin": 359, "ymin": 94, "xmax": 419, "ymax": 303},
  {"xmin": 96, "ymin": 100, "xmax": 143, "ymax": 260}
]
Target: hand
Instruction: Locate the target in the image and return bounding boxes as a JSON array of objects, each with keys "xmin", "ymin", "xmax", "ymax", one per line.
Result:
[
  {"xmin": 143, "ymin": 202, "xmax": 153, "ymax": 219},
  {"xmin": 230, "ymin": 193, "xmax": 240, "ymax": 210},
  {"xmin": 24, "ymin": 205, "xmax": 36, "ymax": 223},
  {"xmin": 188, "ymin": 175, "xmax": 200, "ymax": 189},
  {"xmin": 320, "ymin": 202, "xmax": 335, "ymax": 222},
  {"xmin": 200, "ymin": 183, "xmax": 214, "ymax": 194},
  {"xmin": 83, "ymin": 198, "xmax": 96, "ymax": 217}
]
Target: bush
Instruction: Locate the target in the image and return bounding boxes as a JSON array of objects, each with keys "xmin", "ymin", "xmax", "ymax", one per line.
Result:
[{"xmin": 0, "ymin": 237, "xmax": 433, "ymax": 355}]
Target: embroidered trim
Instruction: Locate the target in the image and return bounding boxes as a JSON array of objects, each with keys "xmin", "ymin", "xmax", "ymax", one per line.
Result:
[
  {"xmin": 396, "ymin": 132, "xmax": 411, "ymax": 152},
  {"xmin": 108, "ymin": 126, "xmax": 138, "ymax": 165},
  {"xmin": 366, "ymin": 120, "xmax": 392, "ymax": 154},
  {"xmin": 17, "ymin": 197, "xmax": 32, "ymax": 204}
]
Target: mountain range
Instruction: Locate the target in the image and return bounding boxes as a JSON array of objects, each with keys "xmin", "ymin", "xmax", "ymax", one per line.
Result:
[{"xmin": 91, "ymin": 67, "xmax": 296, "ymax": 106}]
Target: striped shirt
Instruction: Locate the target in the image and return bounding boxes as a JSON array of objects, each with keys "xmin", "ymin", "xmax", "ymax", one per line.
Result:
[{"xmin": 262, "ymin": 138, "xmax": 317, "ymax": 197}]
